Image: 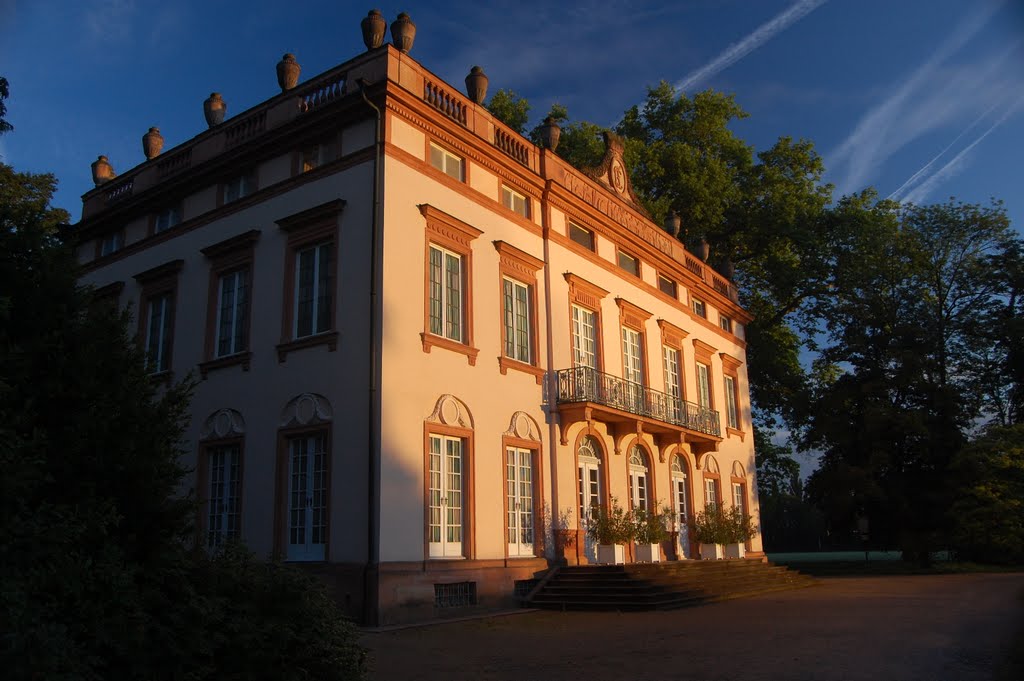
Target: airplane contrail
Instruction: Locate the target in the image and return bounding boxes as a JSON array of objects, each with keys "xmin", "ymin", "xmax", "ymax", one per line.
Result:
[
  {"xmin": 902, "ymin": 94, "xmax": 1024, "ymax": 205},
  {"xmin": 886, "ymin": 98, "xmax": 1004, "ymax": 201},
  {"xmin": 674, "ymin": 0, "xmax": 830, "ymax": 93}
]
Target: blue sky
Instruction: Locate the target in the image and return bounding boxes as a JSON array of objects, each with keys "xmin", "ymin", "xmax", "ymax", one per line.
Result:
[{"xmin": 1, "ymin": 0, "xmax": 1022, "ymax": 226}]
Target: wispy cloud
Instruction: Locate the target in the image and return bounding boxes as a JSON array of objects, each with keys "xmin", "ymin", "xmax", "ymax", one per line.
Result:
[
  {"xmin": 84, "ymin": 0, "xmax": 137, "ymax": 44},
  {"xmin": 674, "ymin": 0, "xmax": 830, "ymax": 93},
  {"xmin": 901, "ymin": 94, "xmax": 1024, "ymax": 205},
  {"xmin": 828, "ymin": 1, "xmax": 1016, "ymax": 196}
]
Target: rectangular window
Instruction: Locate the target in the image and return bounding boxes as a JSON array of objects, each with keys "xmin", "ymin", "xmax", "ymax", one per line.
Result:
[
  {"xmin": 696, "ymin": 362, "xmax": 711, "ymax": 409},
  {"xmin": 720, "ymin": 314, "xmax": 733, "ymax": 333},
  {"xmin": 572, "ymin": 305, "xmax": 597, "ymax": 369},
  {"xmin": 733, "ymin": 482, "xmax": 746, "ymax": 514},
  {"xmin": 100, "ymin": 232, "xmax": 123, "ymax": 257},
  {"xmin": 224, "ymin": 175, "xmax": 253, "ymax": 203},
  {"xmin": 705, "ymin": 479, "xmax": 718, "ymax": 509},
  {"xmin": 429, "ymin": 142, "xmax": 464, "ymax": 181},
  {"xmin": 301, "ymin": 145, "xmax": 324, "ymax": 173},
  {"xmin": 501, "ymin": 186, "xmax": 529, "ymax": 217},
  {"xmin": 693, "ymin": 298, "xmax": 707, "ymax": 318},
  {"xmin": 429, "ymin": 244, "xmax": 464, "ymax": 342},
  {"xmin": 663, "ymin": 345, "xmax": 682, "ymax": 421},
  {"xmin": 506, "ymin": 447, "xmax": 535, "ymax": 556},
  {"xmin": 294, "ymin": 243, "xmax": 332, "ymax": 339},
  {"xmin": 503, "ymin": 278, "xmax": 530, "ymax": 363},
  {"xmin": 215, "ymin": 268, "xmax": 250, "ymax": 357},
  {"xmin": 658, "ymin": 275, "xmax": 677, "ymax": 298},
  {"xmin": 155, "ymin": 206, "xmax": 181, "ymax": 233},
  {"xmin": 724, "ymin": 375, "xmax": 739, "ymax": 429},
  {"xmin": 428, "ymin": 434, "xmax": 464, "ymax": 558},
  {"xmin": 617, "ymin": 250, "xmax": 640, "ymax": 277},
  {"xmin": 622, "ymin": 327, "xmax": 644, "ymax": 412},
  {"xmin": 569, "ymin": 222, "xmax": 595, "ymax": 251},
  {"xmin": 206, "ymin": 443, "xmax": 241, "ymax": 549},
  {"xmin": 145, "ymin": 292, "xmax": 173, "ymax": 373},
  {"xmin": 286, "ymin": 433, "xmax": 328, "ymax": 561}
]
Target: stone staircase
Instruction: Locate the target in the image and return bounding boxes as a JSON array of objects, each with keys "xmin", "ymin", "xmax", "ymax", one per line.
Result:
[{"xmin": 525, "ymin": 559, "xmax": 816, "ymax": 611}]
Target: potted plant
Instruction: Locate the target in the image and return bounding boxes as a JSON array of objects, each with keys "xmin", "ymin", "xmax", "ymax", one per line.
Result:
[
  {"xmin": 631, "ymin": 504, "xmax": 675, "ymax": 563},
  {"xmin": 691, "ymin": 506, "xmax": 729, "ymax": 560},
  {"xmin": 585, "ymin": 498, "xmax": 631, "ymax": 564},
  {"xmin": 723, "ymin": 506, "xmax": 758, "ymax": 559},
  {"xmin": 550, "ymin": 506, "xmax": 578, "ymax": 565}
]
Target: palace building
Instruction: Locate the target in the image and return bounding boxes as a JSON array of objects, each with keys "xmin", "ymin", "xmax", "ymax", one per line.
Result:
[{"xmin": 72, "ymin": 10, "xmax": 763, "ymax": 625}]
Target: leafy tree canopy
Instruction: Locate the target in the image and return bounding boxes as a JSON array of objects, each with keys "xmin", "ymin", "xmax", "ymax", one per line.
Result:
[{"xmin": 485, "ymin": 88, "xmax": 531, "ymax": 134}]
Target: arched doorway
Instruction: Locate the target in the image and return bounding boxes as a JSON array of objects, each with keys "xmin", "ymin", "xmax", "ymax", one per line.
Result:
[
  {"xmin": 671, "ymin": 454, "xmax": 693, "ymax": 559},
  {"xmin": 576, "ymin": 434, "xmax": 604, "ymax": 563}
]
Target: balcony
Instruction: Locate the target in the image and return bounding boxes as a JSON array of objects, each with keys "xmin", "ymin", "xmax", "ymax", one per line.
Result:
[{"xmin": 554, "ymin": 366, "xmax": 721, "ymax": 454}]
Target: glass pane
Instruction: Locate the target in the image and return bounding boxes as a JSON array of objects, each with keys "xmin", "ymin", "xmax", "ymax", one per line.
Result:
[
  {"xmin": 429, "ymin": 247, "xmax": 443, "ymax": 335},
  {"xmin": 316, "ymin": 244, "xmax": 332, "ymax": 334},
  {"xmin": 503, "ymin": 279, "xmax": 515, "ymax": 358},
  {"xmin": 444, "ymin": 252, "xmax": 461, "ymax": 341},
  {"xmin": 515, "ymin": 283, "xmax": 529, "ymax": 362},
  {"xmin": 296, "ymin": 248, "xmax": 315, "ymax": 338}
]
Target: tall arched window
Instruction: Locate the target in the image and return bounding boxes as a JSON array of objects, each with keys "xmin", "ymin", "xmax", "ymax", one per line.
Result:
[{"xmin": 628, "ymin": 444, "xmax": 651, "ymax": 512}]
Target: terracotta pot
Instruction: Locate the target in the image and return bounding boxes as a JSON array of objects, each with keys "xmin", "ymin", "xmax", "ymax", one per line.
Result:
[
  {"xmin": 465, "ymin": 66, "xmax": 488, "ymax": 104},
  {"xmin": 390, "ymin": 12, "xmax": 416, "ymax": 53},
  {"xmin": 718, "ymin": 257, "xmax": 735, "ymax": 280},
  {"xmin": 276, "ymin": 53, "xmax": 300, "ymax": 92},
  {"xmin": 91, "ymin": 155, "xmax": 115, "ymax": 186},
  {"xmin": 142, "ymin": 127, "xmax": 164, "ymax": 159},
  {"xmin": 361, "ymin": 9, "xmax": 387, "ymax": 49},
  {"xmin": 664, "ymin": 210, "xmax": 681, "ymax": 238},
  {"xmin": 538, "ymin": 116, "xmax": 561, "ymax": 151},
  {"xmin": 204, "ymin": 92, "xmax": 226, "ymax": 128}
]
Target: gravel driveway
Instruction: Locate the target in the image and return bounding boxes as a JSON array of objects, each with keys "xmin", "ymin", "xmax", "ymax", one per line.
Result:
[{"xmin": 362, "ymin": 573, "xmax": 1024, "ymax": 681}]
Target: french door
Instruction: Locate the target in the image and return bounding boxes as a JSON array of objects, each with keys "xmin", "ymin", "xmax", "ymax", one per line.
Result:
[
  {"xmin": 429, "ymin": 434, "xmax": 464, "ymax": 558},
  {"xmin": 207, "ymin": 443, "xmax": 241, "ymax": 549},
  {"xmin": 628, "ymin": 446, "xmax": 649, "ymax": 512},
  {"xmin": 672, "ymin": 461, "xmax": 690, "ymax": 558},
  {"xmin": 622, "ymin": 327, "xmax": 644, "ymax": 411},
  {"xmin": 506, "ymin": 447, "xmax": 535, "ymax": 557},
  {"xmin": 577, "ymin": 437, "xmax": 603, "ymax": 562},
  {"xmin": 287, "ymin": 434, "xmax": 327, "ymax": 561}
]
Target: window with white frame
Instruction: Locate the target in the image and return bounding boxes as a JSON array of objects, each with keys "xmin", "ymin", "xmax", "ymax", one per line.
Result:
[
  {"xmin": 572, "ymin": 305, "xmax": 597, "ymax": 369},
  {"xmin": 622, "ymin": 326, "xmax": 644, "ymax": 411},
  {"xmin": 501, "ymin": 186, "xmax": 529, "ymax": 217},
  {"xmin": 663, "ymin": 345, "xmax": 683, "ymax": 421},
  {"xmin": 569, "ymin": 222, "xmax": 595, "ymax": 251},
  {"xmin": 224, "ymin": 174, "xmax": 254, "ymax": 203},
  {"xmin": 215, "ymin": 268, "xmax": 250, "ymax": 357},
  {"xmin": 428, "ymin": 244, "xmax": 464, "ymax": 342},
  {"xmin": 720, "ymin": 314, "xmax": 733, "ymax": 333},
  {"xmin": 428, "ymin": 433, "xmax": 464, "ymax": 557},
  {"xmin": 724, "ymin": 374, "xmax": 739, "ymax": 429},
  {"xmin": 696, "ymin": 361, "xmax": 712, "ymax": 410},
  {"xmin": 506, "ymin": 446, "xmax": 535, "ymax": 557},
  {"xmin": 618, "ymin": 250, "xmax": 640, "ymax": 277},
  {"xmin": 429, "ymin": 142, "xmax": 464, "ymax": 181},
  {"xmin": 671, "ymin": 455, "xmax": 691, "ymax": 558},
  {"xmin": 155, "ymin": 206, "xmax": 181, "ymax": 233},
  {"xmin": 100, "ymin": 231, "xmax": 123, "ymax": 257},
  {"xmin": 733, "ymin": 481, "xmax": 746, "ymax": 514},
  {"xmin": 705, "ymin": 478, "xmax": 718, "ymax": 509},
  {"xmin": 658, "ymin": 274, "xmax": 677, "ymax": 299},
  {"xmin": 692, "ymin": 298, "xmax": 707, "ymax": 318},
  {"xmin": 294, "ymin": 243, "xmax": 332, "ymax": 338},
  {"xmin": 206, "ymin": 443, "xmax": 241, "ymax": 549},
  {"xmin": 503, "ymin": 277, "xmax": 530, "ymax": 363},
  {"xmin": 628, "ymin": 445, "xmax": 650, "ymax": 512},
  {"xmin": 145, "ymin": 292, "xmax": 173, "ymax": 373},
  {"xmin": 286, "ymin": 432, "xmax": 328, "ymax": 561}
]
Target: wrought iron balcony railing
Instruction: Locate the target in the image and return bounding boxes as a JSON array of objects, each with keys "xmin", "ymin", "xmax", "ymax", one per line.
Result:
[{"xmin": 555, "ymin": 366, "xmax": 721, "ymax": 437}]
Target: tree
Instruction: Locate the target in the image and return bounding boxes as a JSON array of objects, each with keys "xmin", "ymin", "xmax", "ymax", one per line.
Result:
[
  {"xmin": 486, "ymin": 88, "xmax": 530, "ymax": 133},
  {"xmin": 949, "ymin": 424, "xmax": 1024, "ymax": 564},
  {"xmin": 0, "ymin": 161, "xmax": 365, "ymax": 679},
  {"xmin": 804, "ymin": 198, "xmax": 1020, "ymax": 559},
  {"xmin": 0, "ymin": 76, "xmax": 12, "ymax": 135}
]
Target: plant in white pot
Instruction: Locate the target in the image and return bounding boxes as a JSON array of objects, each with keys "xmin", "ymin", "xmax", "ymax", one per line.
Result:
[
  {"xmin": 631, "ymin": 504, "xmax": 676, "ymax": 563},
  {"xmin": 723, "ymin": 506, "xmax": 758, "ymax": 559},
  {"xmin": 585, "ymin": 498, "xmax": 631, "ymax": 564},
  {"xmin": 691, "ymin": 506, "xmax": 730, "ymax": 560}
]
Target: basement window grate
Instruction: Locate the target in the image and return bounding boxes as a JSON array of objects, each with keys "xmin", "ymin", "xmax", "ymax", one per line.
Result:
[
  {"xmin": 434, "ymin": 581, "xmax": 477, "ymax": 608},
  {"xmin": 514, "ymin": 579, "xmax": 539, "ymax": 599}
]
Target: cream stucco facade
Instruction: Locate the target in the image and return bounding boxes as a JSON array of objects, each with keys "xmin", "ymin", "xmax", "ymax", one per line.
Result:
[{"xmin": 74, "ymin": 33, "xmax": 761, "ymax": 625}]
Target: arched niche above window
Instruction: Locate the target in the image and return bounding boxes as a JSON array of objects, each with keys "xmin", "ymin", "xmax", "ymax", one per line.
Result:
[
  {"xmin": 503, "ymin": 410, "xmax": 541, "ymax": 441},
  {"xmin": 425, "ymin": 393, "xmax": 474, "ymax": 429},
  {"xmin": 200, "ymin": 408, "xmax": 245, "ymax": 441},
  {"xmin": 280, "ymin": 393, "xmax": 333, "ymax": 428}
]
